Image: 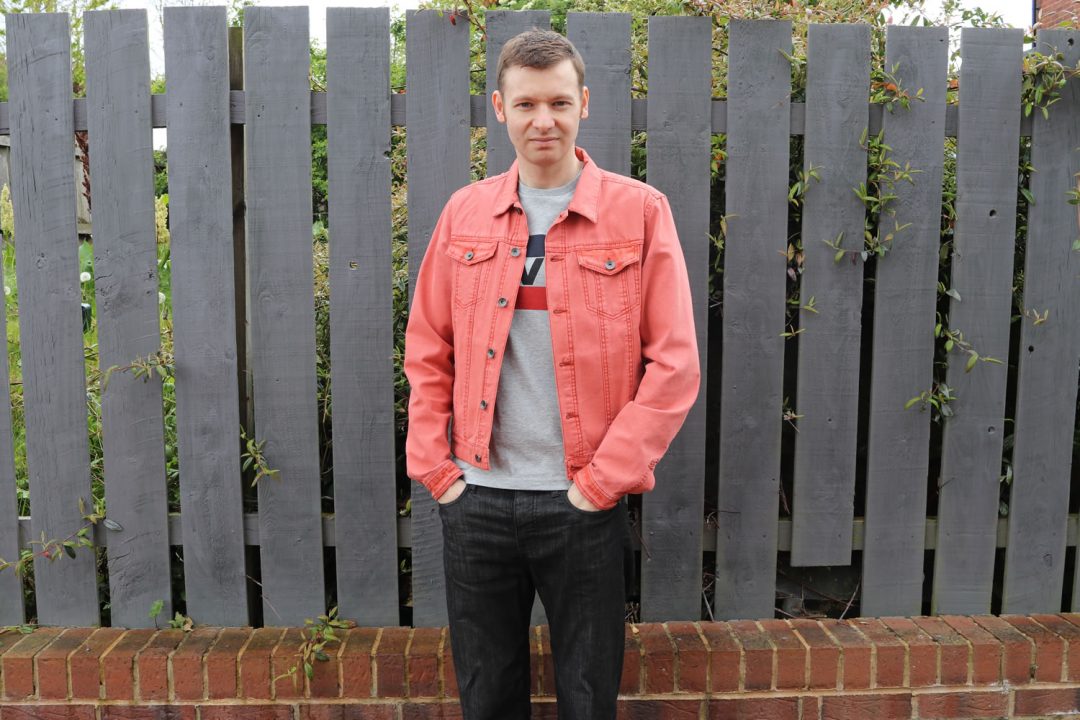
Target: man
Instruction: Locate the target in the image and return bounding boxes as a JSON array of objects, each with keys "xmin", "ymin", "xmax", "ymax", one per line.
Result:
[{"xmin": 404, "ymin": 28, "xmax": 699, "ymax": 719}]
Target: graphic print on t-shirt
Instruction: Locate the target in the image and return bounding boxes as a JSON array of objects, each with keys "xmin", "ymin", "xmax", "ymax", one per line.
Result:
[{"xmin": 515, "ymin": 233, "xmax": 548, "ymax": 311}]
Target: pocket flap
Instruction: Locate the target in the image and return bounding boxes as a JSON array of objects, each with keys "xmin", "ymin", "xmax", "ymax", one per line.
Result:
[
  {"xmin": 446, "ymin": 240, "xmax": 498, "ymax": 265},
  {"xmin": 576, "ymin": 246, "xmax": 641, "ymax": 275}
]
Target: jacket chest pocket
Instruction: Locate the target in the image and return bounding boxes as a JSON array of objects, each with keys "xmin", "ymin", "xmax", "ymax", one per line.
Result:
[
  {"xmin": 576, "ymin": 245, "xmax": 642, "ymax": 319},
  {"xmin": 446, "ymin": 239, "xmax": 498, "ymax": 308}
]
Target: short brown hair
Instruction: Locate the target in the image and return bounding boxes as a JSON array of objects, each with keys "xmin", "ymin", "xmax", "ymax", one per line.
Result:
[{"xmin": 496, "ymin": 29, "xmax": 585, "ymax": 93}]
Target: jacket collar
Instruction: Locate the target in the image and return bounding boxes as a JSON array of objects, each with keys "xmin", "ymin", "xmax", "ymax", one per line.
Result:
[{"xmin": 491, "ymin": 146, "xmax": 601, "ymax": 224}]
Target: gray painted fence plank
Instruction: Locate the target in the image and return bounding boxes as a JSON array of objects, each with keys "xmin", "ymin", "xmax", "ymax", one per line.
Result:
[
  {"xmin": 567, "ymin": 13, "xmax": 631, "ymax": 176},
  {"xmin": 1004, "ymin": 28, "xmax": 1080, "ymax": 614},
  {"xmin": 932, "ymin": 27, "xmax": 1023, "ymax": 615},
  {"xmin": 790, "ymin": 23, "xmax": 870, "ymax": 567},
  {"xmin": 640, "ymin": 15, "xmax": 711, "ymax": 621},
  {"xmin": 163, "ymin": 5, "xmax": 248, "ymax": 626},
  {"xmin": 326, "ymin": 7, "xmax": 399, "ymax": 626},
  {"xmin": 861, "ymin": 26, "xmax": 948, "ymax": 616},
  {"xmin": 84, "ymin": 8, "xmax": 171, "ymax": 628},
  {"xmin": 244, "ymin": 5, "xmax": 325, "ymax": 625},
  {"xmin": 6, "ymin": 12, "xmax": 99, "ymax": 626},
  {"xmin": 485, "ymin": 11, "xmax": 551, "ymax": 177},
  {"xmin": 406, "ymin": 8, "xmax": 470, "ymax": 627},
  {"xmin": 0, "ymin": 242, "xmax": 22, "ymax": 625},
  {"xmin": 715, "ymin": 19, "xmax": 792, "ymax": 620}
]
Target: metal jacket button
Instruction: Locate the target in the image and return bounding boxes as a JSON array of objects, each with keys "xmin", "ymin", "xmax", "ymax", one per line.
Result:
[
  {"xmin": 464, "ymin": 250, "xmax": 474, "ymax": 261},
  {"xmin": 510, "ymin": 247, "xmax": 521, "ymax": 257},
  {"xmin": 479, "ymin": 400, "xmax": 488, "ymax": 410},
  {"xmin": 497, "ymin": 297, "xmax": 508, "ymax": 307},
  {"xmin": 487, "ymin": 348, "xmax": 495, "ymax": 358},
  {"xmin": 474, "ymin": 454, "xmax": 482, "ymax": 462},
  {"xmin": 605, "ymin": 259, "xmax": 616, "ymax": 270}
]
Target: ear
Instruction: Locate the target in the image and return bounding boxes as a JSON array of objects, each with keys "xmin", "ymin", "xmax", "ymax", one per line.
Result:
[
  {"xmin": 492, "ymin": 90, "xmax": 507, "ymax": 123},
  {"xmin": 581, "ymin": 86, "xmax": 590, "ymax": 119}
]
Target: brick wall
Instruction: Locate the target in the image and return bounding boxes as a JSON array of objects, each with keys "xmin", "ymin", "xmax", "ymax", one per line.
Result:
[
  {"xmin": 3, "ymin": 615, "xmax": 1080, "ymax": 718},
  {"xmin": 1036, "ymin": 0, "xmax": 1079, "ymax": 27}
]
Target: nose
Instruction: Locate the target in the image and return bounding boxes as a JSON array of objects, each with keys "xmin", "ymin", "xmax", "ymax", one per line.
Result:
[{"xmin": 533, "ymin": 107, "xmax": 555, "ymax": 131}]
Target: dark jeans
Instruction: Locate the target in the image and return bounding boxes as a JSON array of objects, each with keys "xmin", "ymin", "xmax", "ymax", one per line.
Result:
[{"xmin": 439, "ymin": 483, "xmax": 629, "ymax": 720}]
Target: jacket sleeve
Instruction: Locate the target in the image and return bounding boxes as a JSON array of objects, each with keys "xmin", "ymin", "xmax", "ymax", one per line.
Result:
[
  {"xmin": 403, "ymin": 196, "xmax": 464, "ymax": 500},
  {"xmin": 572, "ymin": 192, "xmax": 701, "ymax": 510}
]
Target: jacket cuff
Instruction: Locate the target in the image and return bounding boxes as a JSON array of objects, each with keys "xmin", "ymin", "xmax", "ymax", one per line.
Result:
[
  {"xmin": 572, "ymin": 463, "xmax": 620, "ymax": 511},
  {"xmin": 422, "ymin": 459, "xmax": 464, "ymax": 501}
]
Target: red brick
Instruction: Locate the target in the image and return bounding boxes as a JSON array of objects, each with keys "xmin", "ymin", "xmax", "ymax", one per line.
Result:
[
  {"xmin": 1002, "ymin": 613, "xmax": 1066, "ymax": 682},
  {"xmin": 36, "ymin": 627, "xmax": 95, "ymax": 699},
  {"xmin": 700, "ymin": 622, "xmax": 740, "ymax": 693},
  {"xmin": 101, "ymin": 629, "xmax": 156, "ymax": 702},
  {"xmin": 531, "ymin": 700, "xmax": 558, "ymax": 719},
  {"xmin": 442, "ymin": 634, "xmax": 459, "ymax": 700},
  {"xmin": 0, "ymin": 705, "xmax": 96, "ymax": 720},
  {"xmin": 137, "ymin": 630, "xmax": 186, "ymax": 702},
  {"xmin": 198, "ymin": 705, "xmax": 294, "ymax": 720},
  {"xmin": 727, "ymin": 620, "xmax": 773, "ymax": 691},
  {"xmin": 637, "ymin": 623, "xmax": 675, "ymax": 694},
  {"xmin": 400, "ymin": 702, "xmax": 464, "ymax": 719},
  {"xmin": 800, "ymin": 696, "xmax": 820, "ymax": 720},
  {"xmin": 1013, "ymin": 686, "xmax": 1080, "ymax": 716},
  {"xmin": 1032, "ymin": 613, "xmax": 1080, "ymax": 682},
  {"xmin": 1, "ymin": 626, "xmax": 65, "ymax": 699},
  {"xmin": 971, "ymin": 614, "xmax": 1034, "ymax": 684},
  {"xmin": 538, "ymin": 626, "xmax": 557, "ymax": 697},
  {"xmin": 271, "ymin": 627, "xmax": 307, "ymax": 699},
  {"xmin": 667, "ymin": 622, "xmax": 707, "ymax": 693},
  {"xmin": 169, "ymin": 627, "xmax": 221, "ymax": 701},
  {"xmin": 850, "ymin": 618, "xmax": 905, "ymax": 688},
  {"xmin": 940, "ymin": 615, "xmax": 1002, "ymax": 685},
  {"xmin": 819, "ymin": 619, "xmax": 872, "ymax": 690},
  {"xmin": 308, "ymin": 625, "xmax": 347, "ymax": 700},
  {"xmin": 879, "ymin": 616, "xmax": 936, "ymax": 687},
  {"xmin": 620, "ymin": 625, "xmax": 642, "ymax": 695},
  {"xmin": 100, "ymin": 706, "xmax": 197, "ymax": 720},
  {"xmin": 790, "ymin": 618, "xmax": 840, "ymax": 690},
  {"xmin": 529, "ymin": 627, "xmax": 541, "ymax": 697},
  {"xmin": 374, "ymin": 626, "xmax": 409, "ymax": 697},
  {"xmin": 237, "ymin": 627, "xmax": 284, "ymax": 699},
  {"xmin": 205, "ymin": 627, "xmax": 249, "ymax": 700},
  {"xmin": 298, "ymin": 705, "xmax": 397, "ymax": 720},
  {"xmin": 69, "ymin": 627, "xmax": 125, "ymax": 700},
  {"xmin": 759, "ymin": 619, "xmax": 807, "ymax": 690},
  {"xmin": 916, "ymin": 689, "xmax": 1009, "ymax": 719},
  {"xmin": 912, "ymin": 615, "xmax": 970, "ymax": 685},
  {"xmin": 617, "ymin": 698, "xmax": 702, "ymax": 718},
  {"xmin": 408, "ymin": 627, "xmax": 442, "ymax": 698},
  {"xmin": 709, "ymin": 697, "xmax": 799, "ymax": 720},
  {"xmin": 340, "ymin": 627, "xmax": 378, "ymax": 699},
  {"xmin": 820, "ymin": 692, "xmax": 912, "ymax": 719}
]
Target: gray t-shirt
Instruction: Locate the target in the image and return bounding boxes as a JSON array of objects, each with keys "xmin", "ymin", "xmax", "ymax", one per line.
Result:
[{"xmin": 453, "ymin": 172, "xmax": 580, "ymax": 490}]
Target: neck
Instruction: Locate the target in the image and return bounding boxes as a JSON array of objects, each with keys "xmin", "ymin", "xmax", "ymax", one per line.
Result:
[{"xmin": 517, "ymin": 153, "xmax": 583, "ymax": 189}]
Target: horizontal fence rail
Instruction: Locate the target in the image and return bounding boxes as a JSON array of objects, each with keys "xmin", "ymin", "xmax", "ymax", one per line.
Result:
[
  {"xmin": 0, "ymin": 94, "xmax": 1041, "ymax": 137},
  {"xmin": 0, "ymin": 8, "xmax": 1076, "ymax": 629}
]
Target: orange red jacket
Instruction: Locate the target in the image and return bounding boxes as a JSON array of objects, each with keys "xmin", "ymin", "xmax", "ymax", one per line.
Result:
[{"xmin": 404, "ymin": 148, "xmax": 700, "ymax": 510}]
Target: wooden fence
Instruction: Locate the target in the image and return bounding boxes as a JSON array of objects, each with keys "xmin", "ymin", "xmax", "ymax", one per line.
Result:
[{"xmin": 0, "ymin": 8, "xmax": 1077, "ymax": 629}]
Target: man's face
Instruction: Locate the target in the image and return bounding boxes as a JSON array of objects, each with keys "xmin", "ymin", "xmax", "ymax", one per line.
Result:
[{"xmin": 492, "ymin": 59, "xmax": 589, "ymax": 181}]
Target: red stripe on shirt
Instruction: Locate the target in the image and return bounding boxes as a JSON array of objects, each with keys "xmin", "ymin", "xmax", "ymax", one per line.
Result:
[{"xmin": 516, "ymin": 285, "xmax": 547, "ymax": 310}]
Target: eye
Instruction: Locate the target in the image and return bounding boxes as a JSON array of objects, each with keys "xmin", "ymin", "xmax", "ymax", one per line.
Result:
[{"xmin": 516, "ymin": 102, "xmax": 533, "ymax": 109}]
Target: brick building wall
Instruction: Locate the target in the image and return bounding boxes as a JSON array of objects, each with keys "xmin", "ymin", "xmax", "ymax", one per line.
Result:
[
  {"xmin": 6, "ymin": 616, "xmax": 1080, "ymax": 718},
  {"xmin": 1036, "ymin": 0, "xmax": 1079, "ymax": 27}
]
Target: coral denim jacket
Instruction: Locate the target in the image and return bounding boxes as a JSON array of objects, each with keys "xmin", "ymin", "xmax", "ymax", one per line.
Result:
[{"xmin": 404, "ymin": 148, "xmax": 700, "ymax": 510}]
